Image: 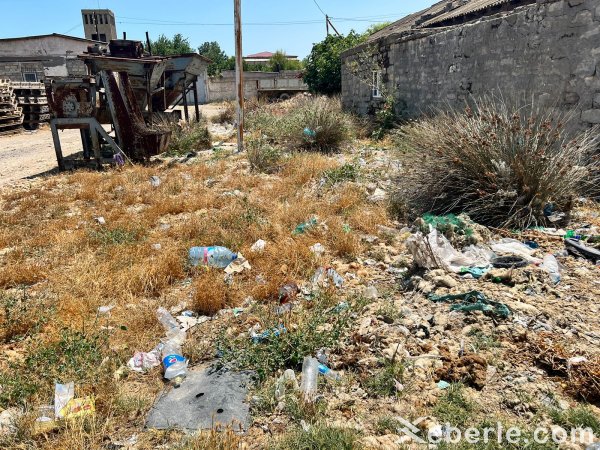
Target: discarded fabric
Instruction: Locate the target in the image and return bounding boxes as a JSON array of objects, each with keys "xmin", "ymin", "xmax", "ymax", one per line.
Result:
[{"xmin": 428, "ymin": 291, "xmax": 511, "ymax": 319}]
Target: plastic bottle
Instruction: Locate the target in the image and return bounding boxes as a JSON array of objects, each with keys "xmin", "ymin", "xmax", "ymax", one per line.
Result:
[
  {"xmin": 326, "ymin": 268, "xmax": 344, "ymax": 288},
  {"xmin": 318, "ymin": 363, "xmax": 341, "ymax": 381},
  {"xmin": 189, "ymin": 246, "xmax": 237, "ymax": 268},
  {"xmin": 541, "ymin": 254, "xmax": 561, "ymax": 284},
  {"xmin": 300, "ymin": 356, "xmax": 319, "ymax": 401},
  {"xmin": 156, "ymin": 308, "xmax": 188, "ymax": 386}
]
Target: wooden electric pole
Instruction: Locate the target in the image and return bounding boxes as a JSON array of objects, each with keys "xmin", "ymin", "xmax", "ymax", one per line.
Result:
[
  {"xmin": 326, "ymin": 14, "xmax": 330, "ymax": 35},
  {"xmin": 234, "ymin": 0, "xmax": 244, "ymax": 153}
]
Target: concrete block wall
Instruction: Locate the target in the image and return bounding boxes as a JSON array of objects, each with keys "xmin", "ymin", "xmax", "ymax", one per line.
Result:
[{"xmin": 341, "ymin": 0, "xmax": 600, "ymax": 130}]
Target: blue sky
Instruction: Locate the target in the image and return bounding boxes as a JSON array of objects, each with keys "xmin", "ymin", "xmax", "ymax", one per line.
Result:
[{"xmin": 0, "ymin": 0, "xmax": 434, "ymax": 58}]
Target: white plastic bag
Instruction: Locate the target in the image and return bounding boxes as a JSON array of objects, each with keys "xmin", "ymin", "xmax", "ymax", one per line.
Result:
[{"xmin": 406, "ymin": 230, "xmax": 491, "ymax": 273}]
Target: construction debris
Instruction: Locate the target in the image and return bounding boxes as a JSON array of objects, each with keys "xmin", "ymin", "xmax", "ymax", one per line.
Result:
[{"xmin": 0, "ymin": 79, "xmax": 23, "ymax": 136}]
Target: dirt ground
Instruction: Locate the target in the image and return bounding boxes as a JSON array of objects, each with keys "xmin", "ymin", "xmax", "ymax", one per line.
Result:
[
  {"xmin": 0, "ymin": 105, "xmax": 225, "ymax": 189},
  {"xmin": 0, "ymin": 128, "xmax": 83, "ymax": 188}
]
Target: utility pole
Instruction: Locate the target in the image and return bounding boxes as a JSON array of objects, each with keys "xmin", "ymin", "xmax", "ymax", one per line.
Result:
[
  {"xmin": 326, "ymin": 14, "xmax": 330, "ymax": 35},
  {"xmin": 234, "ymin": 0, "xmax": 244, "ymax": 153},
  {"xmin": 327, "ymin": 16, "xmax": 341, "ymax": 37}
]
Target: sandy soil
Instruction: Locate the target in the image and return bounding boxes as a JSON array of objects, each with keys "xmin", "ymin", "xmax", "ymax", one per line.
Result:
[{"xmin": 0, "ymin": 128, "xmax": 83, "ymax": 188}]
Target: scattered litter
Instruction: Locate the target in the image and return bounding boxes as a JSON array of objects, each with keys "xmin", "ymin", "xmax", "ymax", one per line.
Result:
[
  {"xmin": 490, "ymin": 238, "xmax": 540, "ymax": 262},
  {"xmin": 157, "ymin": 307, "xmax": 188, "ymax": 386},
  {"xmin": 176, "ymin": 314, "xmax": 209, "ymax": 332},
  {"xmin": 524, "ymin": 240, "xmax": 539, "ymax": 249},
  {"xmin": 316, "ymin": 348, "xmax": 329, "ymax": 365},
  {"xmin": 293, "ymin": 217, "xmax": 318, "ymax": 235},
  {"xmin": 311, "ymin": 267, "xmax": 344, "ymax": 288},
  {"xmin": 250, "ymin": 239, "xmax": 266, "ymax": 253},
  {"xmin": 97, "ymin": 305, "xmax": 115, "ymax": 315},
  {"xmin": 224, "ymin": 253, "xmax": 251, "ymax": 275},
  {"xmin": 491, "ymin": 255, "xmax": 528, "ymax": 269},
  {"xmin": 151, "ymin": 243, "xmax": 162, "ymax": 251},
  {"xmin": 368, "ymin": 188, "xmax": 388, "ymax": 203},
  {"xmin": 150, "ymin": 176, "xmax": 161, "ymax": 187},
  {"xmin": 565, "ymin": 238, "xmax": 600, "ymax": 263},
  {"xmin": 567, "ymin": 356, "xmax": 588, "ymax": 370},
  {"xmin": 331, "ymin": 302, "xmax": 349, "ymax": 314},
  {"xmin": 303, "ymin": 127, "xmax": 316, "ymax": 139},
  {"xmin": 407, "ymin": 229, "xmax": 491, "ymax": 273},
  {"xmin": 61, "ymin": 397, "xmax": 95, "ymax": 419},
  {"xmin": 437, "ymin": 380, "xmax": 451, "ymax": 390},
  {"xmin": 278, "ymin": 282, "xmax": 299, "ymax": 304},
  {"xmin": 127, "ymin": 350, "xmax": 162, "ymax": 373},
  {"xmin": 233, "ymin": 307, "xmax": 245, "ymax": 317},
  {"xmin": 95, "ymin": 216, "xmax": 106, "ymax": 225},
  {"xmin": 54, "ymin": 382, "xmax": 74, "ymax": 419},
  {"xmin": 275, "ymin": 369, "xmax": 299, "ymax": 400},
  {"xmin": 429, "ymin": 291, "xmax": 511, "ymax": 318},
  {"xmin": 300, "ymin": 356, "xmax": 319, "ymax": 402},
  {"xmin": 459, "ymin": 267, "xmax": 488, "ymax": 279},
  {"xmin": 250, "ymin": 324, "xmax": 287, "ymax": 343},
  {"xmin": 540, "ymin": 254, "xmax": 562, "ymax": 284},
  {"xmin": 33, "ymin": 405, "xmax": 56, "ymax": 434},
  {"xmin": 310, "ymin": 243, "xmax": 325, "ymax": 257},
  {"xmin": 318, "ymin": 363, "xmax": 341, "ymax": 381},
  {"xmin": 189, "ymin": 246, "xmax": 238, "ymax": 268}
]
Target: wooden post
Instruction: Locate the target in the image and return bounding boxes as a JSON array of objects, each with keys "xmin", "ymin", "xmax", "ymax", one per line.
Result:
[
  {"xmin": 192, "ymin": 80, "xmax": 200, "ymax": 122},
  {"xmin": 326, "ymin": 14, "xmax": 330, "ymax": 35},
  {"xmin": 182, "ymin": 79, "xmax": 189, "ymax": 122},
  {"xmin": 123, "ymin": 32, "xmax": 127, "ymax": 39},
  {"xmin": 234, "ymin": 0, "xmax": 244, "ymax": 152},
  {"xmin": 146, "ymin": 32, "xmax": 153, "ymax": 56}
]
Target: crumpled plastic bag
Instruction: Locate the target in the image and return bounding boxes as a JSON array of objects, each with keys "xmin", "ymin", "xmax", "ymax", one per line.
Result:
[
  {"xmin": 224, "ymin": 252, "xmax": 251, "ymax": 274},
  {"xmin": 490, "ymin": 238, "xmax": 541, "ymax": 263},
  {"xmin": 127, "ymin": 349, "xmax": 161, "ymax": 373},
  {"xmin": 406, "ymin": 229, "xmax": 491, "ymax": 273}
]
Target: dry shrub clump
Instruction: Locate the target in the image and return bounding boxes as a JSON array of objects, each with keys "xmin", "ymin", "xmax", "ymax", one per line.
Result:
[
  {"xmin": 247, "ymin": 95, "xmax": 354, "ymax": 153},
  {"xmin": 398, "ymin": 97, "xmax": 600, "ymax": 228}
]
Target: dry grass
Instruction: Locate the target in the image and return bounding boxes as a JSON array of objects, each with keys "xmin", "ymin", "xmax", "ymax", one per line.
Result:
[{"xmin": 0, "ymin": 141, "xmax": 388, "ymax": 447}]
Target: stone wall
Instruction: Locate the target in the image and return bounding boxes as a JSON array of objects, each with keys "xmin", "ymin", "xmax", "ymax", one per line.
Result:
[{"xmin": 341, "ymin": 0, "xmax": 600, "ymax": 129}]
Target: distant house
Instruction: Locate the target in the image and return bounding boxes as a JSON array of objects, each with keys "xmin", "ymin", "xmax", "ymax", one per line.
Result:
[
  {"xmin": 0, "ymin": 33, "xmax": 105, "ymax": 81},
  {"xmin": 341, "ymin": 0, "xmax": 600, "ymax": 129},
  {"xmin": 244, "ymin": 51, "xmax": 299, "ymax": 66}
]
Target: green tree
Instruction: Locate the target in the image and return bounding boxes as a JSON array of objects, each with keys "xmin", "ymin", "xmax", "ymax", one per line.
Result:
[
  {"xmin": 152, "ymin": 33, "xmax": 193, "ymax": 56},
  {"xmin": 198, "ymin": 41, "xmax": 231, "ymax": 76},
  {"xmin": 268, "ymin": 50, "xmax": 303, "ymax": 72},
  {"xmin": 303, "ymin": 31, "xmax": 366, "ymax": 95},
  {"xmin": 364, "ymin": 21, "xmax": 392, "ymax": 36}
]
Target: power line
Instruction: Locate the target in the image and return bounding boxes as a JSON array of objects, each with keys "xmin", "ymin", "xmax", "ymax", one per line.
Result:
[
  {"xmin": 311, "ymin": 0, "xmax": 327, "ymax": 17},
  {"xmin": 63, "ymin": 23, "xmax": 82, "ymax": 34}
]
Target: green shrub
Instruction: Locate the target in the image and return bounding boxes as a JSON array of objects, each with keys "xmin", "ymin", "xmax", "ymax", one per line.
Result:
[
  {"xmin": 397, "ymin": 97, "xmax": 600, "ymax": 228},
  {"xmin": 433, "ymin": 383, "xmax": 475, "ymax": 427},
  {"xmin": 549, "ymin": 405, "xmax": 600, "ymax": 435},
  {"xmin": 216, "ymin": 294, "xmax": 355, "ymax": 381},
  {"xmin": 168, "ymin": 120, "xmax": 212, "ymax": 155},
  {"xmin": 246, "ymin": 96, "xmax": 354, "ymax": 153}
]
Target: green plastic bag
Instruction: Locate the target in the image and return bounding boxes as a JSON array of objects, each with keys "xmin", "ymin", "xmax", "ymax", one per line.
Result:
[{"xmin": 428, "ymin": 291, "xmax": 511, "ymax": 319}]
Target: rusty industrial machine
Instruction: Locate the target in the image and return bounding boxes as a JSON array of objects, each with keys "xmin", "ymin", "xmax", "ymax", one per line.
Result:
[{"xmin": 45, "ymin": 40, "xmax": 210, "ymax": 170}]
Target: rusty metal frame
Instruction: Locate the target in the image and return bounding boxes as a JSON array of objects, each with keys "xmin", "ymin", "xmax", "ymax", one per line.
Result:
[{"xmin": 50, "ymin": 117, "xmax": 124, "ymax": 170}]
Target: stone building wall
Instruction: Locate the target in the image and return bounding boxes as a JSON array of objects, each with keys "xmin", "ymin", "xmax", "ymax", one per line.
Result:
[{"xmin": 341, "ymin": 0, "xmax": 600, "ymax": 129}]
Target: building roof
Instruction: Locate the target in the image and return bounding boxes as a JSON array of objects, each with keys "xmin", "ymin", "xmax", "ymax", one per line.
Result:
[
  {"xmin": 0, "ymin": 33, "xmax": 102, "ymax": 44},
  {"xmin": 366, "ymin": 0, "xmax": 514, "ymax": 43},
  {"xmin": 244, "ymin": 51, "xmax": 298, "ymax": 59}
]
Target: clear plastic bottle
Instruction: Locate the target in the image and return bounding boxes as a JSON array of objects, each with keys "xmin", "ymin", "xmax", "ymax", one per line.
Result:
[
  {"xmin": 189, "ymin": 246, "xmax": 237, "ymax": 268},
  {"xmin": 156, "ymin": 308, "xmax": 188, "ymax": 386},
  {"xmin": 318, "ymin": 364, "xmax": 341, "ymax": 381},
  {"xmin": 541, "ymin": 254, "xmax": 561, "ymax": 284},
  {"xmin": 300, "ymin": 357, "xmax": 319, "ymax": 401}
]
